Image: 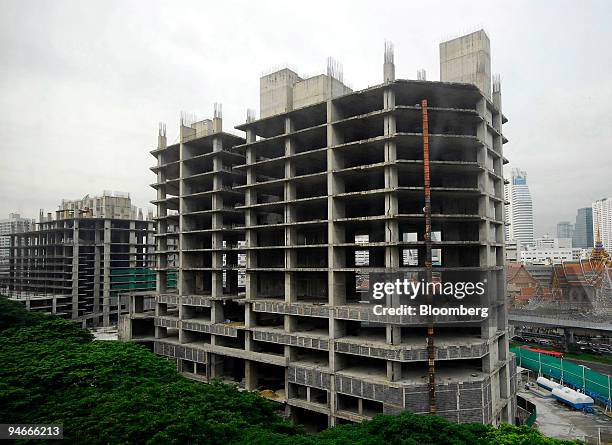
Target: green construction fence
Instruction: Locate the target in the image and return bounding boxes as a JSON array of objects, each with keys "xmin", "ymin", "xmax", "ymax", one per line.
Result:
[{"xmin": 511, "ymin": 347, "xmax": 612, "ymax": 408}]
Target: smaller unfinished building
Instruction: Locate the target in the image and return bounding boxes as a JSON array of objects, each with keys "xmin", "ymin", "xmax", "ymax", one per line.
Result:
[
  {"xmin": 4, "ymin": 192, "xmax": 156, "ymax": 327},
  {"xmin": 121, "ymin": 30, "xmax": 517, "ymax": 429}
]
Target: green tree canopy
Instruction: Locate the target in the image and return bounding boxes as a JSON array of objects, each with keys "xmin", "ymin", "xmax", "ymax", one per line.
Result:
[{"xmin": 0, "ymin": 297, "xmax": 580, "ymax": 445}]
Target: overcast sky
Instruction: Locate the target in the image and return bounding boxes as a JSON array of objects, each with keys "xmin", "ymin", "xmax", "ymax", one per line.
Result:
[{"xmin": 1, "ymin": 0, "xmax": 610, "ymax": 236}]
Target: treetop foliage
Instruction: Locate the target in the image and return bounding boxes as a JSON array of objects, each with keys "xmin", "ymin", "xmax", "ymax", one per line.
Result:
[{"xmin": 0, "ymin": 297, "xmax": 580, "ymax": 445}]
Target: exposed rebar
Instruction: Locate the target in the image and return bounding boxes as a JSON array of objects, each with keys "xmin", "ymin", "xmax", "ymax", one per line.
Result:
[{"xmin": 384, "ymin": 41, "xmax": 394, "ymax": 64}]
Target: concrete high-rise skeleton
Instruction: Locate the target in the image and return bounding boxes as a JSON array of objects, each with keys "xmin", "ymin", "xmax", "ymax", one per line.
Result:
[
  {"xmin": 504, "ymin": 168, "xmax": 534, "ymax": 248},
  {"xmin": 59, "ymin": 192, "xmax": 139, "ymax": 220},
  {"xmin": 121, "ymin": 30, "xmax": 515, "ymax": 428},
  {"xmin": 4, "ymin": 193, "xmax": 155, "ymax": 327},
  {"xmin": 0, "ymin": 213, "xmax": 35, "ymax": 285},
  {"xmin": 0, "ymin": 213, "xmax": 35, "ymax": 264}
]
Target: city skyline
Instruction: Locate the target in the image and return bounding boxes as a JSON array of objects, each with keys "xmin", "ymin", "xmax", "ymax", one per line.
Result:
[{"xmin": 1, "ymin": 1, "xmax": 611, "ymax": 237}]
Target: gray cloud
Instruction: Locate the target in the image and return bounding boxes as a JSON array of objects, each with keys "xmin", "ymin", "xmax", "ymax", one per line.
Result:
[{"xmin": 1, "ymin": 0, "xmax": 610, "ymax": 236}]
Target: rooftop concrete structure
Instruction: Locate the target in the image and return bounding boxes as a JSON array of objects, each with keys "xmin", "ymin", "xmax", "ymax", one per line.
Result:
[
  {"xmin": 121, "ymin": 31, "xmax": 515, "ymax": 430},
  {"xmin": 440, "ymin": 29, "xmax": 492, "ymax": 99},
  {"xmin": 59, "ymin": 191, "xmax": 140, "ymax": 220},
  {"xmin": 260, "ymin": 65, "xmax": 352, "ymax": 119}
]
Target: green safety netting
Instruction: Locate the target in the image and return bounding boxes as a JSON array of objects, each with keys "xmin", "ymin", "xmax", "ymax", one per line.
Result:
[
  {"xmin": 110, "ymin": 268, "xmax": 176, "ymax": 291},
  {"xmin": 511, "ymin": 347, "xmax": 611, "ymax": 406}
]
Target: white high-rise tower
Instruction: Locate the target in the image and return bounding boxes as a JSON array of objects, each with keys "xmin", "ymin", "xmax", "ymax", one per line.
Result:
[
  {"xmin": 505, "ymin": 168, "xmax": 534, "ymax": 248},
  {"xmin": 592, "ymin": 198, "xmax": 612, "ymax": 253}
]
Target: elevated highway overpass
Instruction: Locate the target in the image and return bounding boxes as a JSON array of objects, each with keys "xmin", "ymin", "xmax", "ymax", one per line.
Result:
[{"xmin": 508, "ymin": 310, "xmax": 612, "ymax": 334}]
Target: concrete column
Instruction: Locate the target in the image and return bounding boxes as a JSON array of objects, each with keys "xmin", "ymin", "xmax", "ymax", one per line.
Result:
[
  {"xmin": 71, "ymin": 220, "xmax": 79, "ymax": 320},
  {"xmin": 284, "ymin": 344, "xmax": 296, "ymax": 361},
  {"xmin": 178, "ymin": 301, "xmax": 187, "ymax": 344},
  {"xmin": 245, "ymin": 128, "xmax": 258, "ymax": 300},
  {"xmin": 212, "ymin": 116, "xmax": 222, "ymax": 134},
  {"xmin": 211, "ymin": 300, "xmax": 223, "ymax": 324},
  {"xmin": 326, "ymin": 97, "xmax": 345, "ymax": 425},
  {"xmin": 383, "ymin": 86, "xmax": 401, "ymax": 358},
  {"xmin": 284, "ymin": 117, "xmax": 297, "ymax": 303},
  {"xmin": 477, "ymin": 94, "xmax": 499, "ymax": 347},
  {"xmin": 93, "ymin": 223, "xmax": 101, "ymax": 325},
  {"xmin": 178, "ymin": 126, "xmax": 193, "ymax": 300},
  {"xmin": 129, "ymin": 221, "xmax": 137, "ymax": 268},
  {"xmin": 476, "ymin": 98, "xmax": 492, "ymax": 271},
  {"xmin": 383, "ymin": 42, "xmax": 395, "ymax": 83},
  {"xmin": 211, "ymin": 136, "xmax": 224, "ymax": 299},
  {"xmin": 563, "ymin": 328, "xmax": 575, "ymax": 351},
  {"xmin": 244, "ymin": 329, "xmax": 254, "ymax": 352},
  {"xmin": 156, "ymin": 146, "xmax": 168, "ymax": 294},
  {"xmin": 102, "ymin": 219, "xmax": 111, "ymax": 327},
  {"xmin": 154, "ymin": 299, "xmax": 164, "ymax": 339},
  {"xmin": 244, "ymin": 302, "xmax": 254, "ymax": 329},
  {"xmin": 285, "ymin": 314, "xmax": 297, "ymax": 333},
  {"xmin": 383, "ymin": 87, "xmax": 399, "ymax": 270},
  {"xmin": 209, "ymin": 354, "xmax": 223, "ymax": 379},
  {"xmin": 492, "ymin": 83, "xmax": 503, "ymax": 134},
  {"xmin": 327, "ymin": 99, "xmax": 346, "ymax": 306},
  {"xmin": 245, "ymin": 360, "xmax": 257, "ymax": 390}
]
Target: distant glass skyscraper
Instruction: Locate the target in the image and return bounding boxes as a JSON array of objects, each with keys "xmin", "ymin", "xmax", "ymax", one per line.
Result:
[
  {"xmin": 556, "ymin": 221, "xmax": 574, "ymax": 239},
  {"xmin": 505, "ymin": 168, "xmax": 534, "ymax": 248},
  {"xmin": 573, "ymin": 207, "xmax": 593, "ymax": 248}
]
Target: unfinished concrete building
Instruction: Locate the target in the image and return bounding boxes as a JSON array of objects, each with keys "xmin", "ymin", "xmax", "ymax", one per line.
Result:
[
  {"xmin": 60, "ymin": 191, "xmax": 140, "ymax": 220},
  {"xmin": 5, "ymin": 196, "xmax": 155, "ymax": 327},
  {"xmin": 129, "ymin": 108, "xmax": 248, "ymax": 371},
  {"xmin": 121, "ymin": 30, "xmax": 515, "ymax": 429},
  {"xmin": 0, "ymin": 213, "xmax": 35, "ymax": 285}
]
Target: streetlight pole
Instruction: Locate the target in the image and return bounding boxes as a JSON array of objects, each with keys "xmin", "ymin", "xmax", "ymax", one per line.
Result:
[
  {"xmin": 578, "ymin": 364, "xmax": 589, "ymax": 392},
  {"xmin": 606, "ymin": 375, "xmax": 612, "ymax": 411},
  {"xmin": 538, "ymin": 352, "xmax": 542, "ymax": 377}
]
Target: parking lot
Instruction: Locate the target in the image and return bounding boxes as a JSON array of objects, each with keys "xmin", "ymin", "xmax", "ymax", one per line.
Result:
[
  {"xmin": 520, "ymin": 388, "xmax": 612, "ymax": 443},
  {"xmin": 513, "ymin": 332, "xmax": 612, "ymax": 357}
]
